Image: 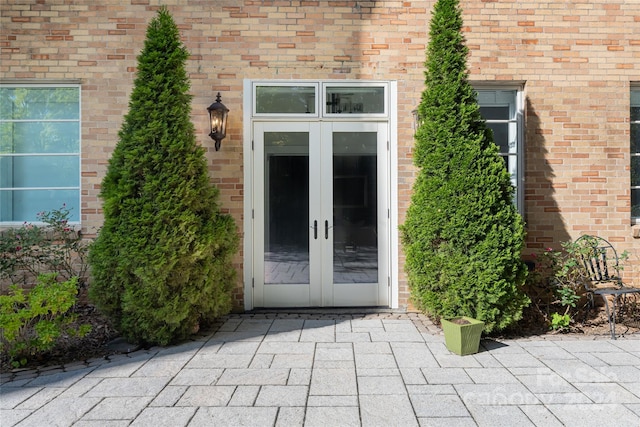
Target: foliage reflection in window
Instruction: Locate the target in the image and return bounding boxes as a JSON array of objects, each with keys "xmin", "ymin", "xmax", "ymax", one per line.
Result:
[{"xmin": 0, "ymin": 85, "xmax": 80, "ymax": 223}]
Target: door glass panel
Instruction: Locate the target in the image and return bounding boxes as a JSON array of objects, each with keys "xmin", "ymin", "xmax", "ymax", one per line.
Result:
[
  {"xmin": 256, "ymin": 86, "xmax": 316, "ymax": 114},
  {"xmin": 332, "ymin": 132, "xmax": 378, "ymax": 283},
  {"xmin": 264, "ymin": 132, "xmax": 310, "ymax": 284}
]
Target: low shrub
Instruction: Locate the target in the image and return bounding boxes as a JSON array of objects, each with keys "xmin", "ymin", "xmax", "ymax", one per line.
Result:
[
  {"xmin": 523, "ymin": 238, "xmax": 629, "ymax": 332},
  {"xmin": 0, "ymin": 273, "xmax": 90, "ymax": 368},
  {"xmin": 0, "ymin": 205, "xmax": 89, "ymax": 288}
]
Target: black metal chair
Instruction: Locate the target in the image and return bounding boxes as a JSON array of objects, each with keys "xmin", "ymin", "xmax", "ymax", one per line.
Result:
[{"xmin": 575, "ymin": 235, "xmax": 639, "ymax": 339}]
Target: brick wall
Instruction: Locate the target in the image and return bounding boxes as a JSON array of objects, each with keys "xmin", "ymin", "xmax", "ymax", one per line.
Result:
[
  {"xmin": 2, "ymin": 0, "xmax": 638, "ymax": 308},
  {"xmin": 461, "ymin": 0, "xmax": 639, "ymax": 285}
]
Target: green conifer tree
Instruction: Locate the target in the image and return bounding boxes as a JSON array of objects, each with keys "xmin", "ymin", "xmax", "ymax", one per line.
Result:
[
  {"xmin": 401, "ymin": 0, "xmax": 529, "ymax": 332},
  {"xmin": 88, "ymin": 7, "xmax": 238, "ymax": 345}
]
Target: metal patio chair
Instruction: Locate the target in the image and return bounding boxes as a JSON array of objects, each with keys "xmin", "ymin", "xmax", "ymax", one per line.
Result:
[{"xmin": 575, "ymin": 235, "xmax": 639, "ymax": 340}]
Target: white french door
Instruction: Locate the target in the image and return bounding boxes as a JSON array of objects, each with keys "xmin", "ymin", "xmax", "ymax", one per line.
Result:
[{"xmin": 253, "ymin": 121, "xmax": 389, "ymax": 307}]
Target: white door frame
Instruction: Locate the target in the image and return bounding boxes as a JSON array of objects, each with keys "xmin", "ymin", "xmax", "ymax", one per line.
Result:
[
  {"xmin": 242, "ymin": 79, "xmax": 399, "ymax": 310},
  {"xmin": 252, "ymin": 121, "xmax": 321, "ymax": 307},
  {"xmin": 321, "ymin": 121, "xmax": 389, "ymax": 307}
]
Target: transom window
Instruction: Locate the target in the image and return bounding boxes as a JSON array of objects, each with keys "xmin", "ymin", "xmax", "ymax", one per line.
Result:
[
  {"xmin": 631, "ymin": 88, "xmax": 640, "ymax": 223},
  {"xmin": 255, "ymin": 85, "xmax": 316, "ymax": 115},
  {"xmin": 325, "ymin": 86, "xmax": 385, "ymax": 115},
  {"xmin": 253, "ymin": 82, "xmax": 388, "ymax": 118},
  {"xmin": 476, "ymin": 88, "xmax": 523, "ymax": 213},
  {"xmin": 0, "ymin": 84, "xmax": 81, "ymax": 224}
]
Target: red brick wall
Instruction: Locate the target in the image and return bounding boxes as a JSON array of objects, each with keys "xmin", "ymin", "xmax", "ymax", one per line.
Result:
[{"xmin": 2, "ymin": 0, "xmax": 638, "ymax": 308}]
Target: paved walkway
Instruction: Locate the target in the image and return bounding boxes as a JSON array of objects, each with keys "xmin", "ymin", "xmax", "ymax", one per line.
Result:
[{"xmin": 1, "ymin": 311, "xmax": 639, "ymax": 427}]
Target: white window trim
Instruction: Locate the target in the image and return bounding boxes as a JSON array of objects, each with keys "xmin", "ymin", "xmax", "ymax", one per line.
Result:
[
  {"xmin": 631, "ymin": 86, "xmax": 640, "ymax": 224},
  {"xmin": 473, "ymin": 84, "xmax": 525, "ymax": 216},
  {"xmin": 322, "ymin": 82, "xmax": 389, "ymax": 119},
  {"xmin": 243, "ymin": 79, "xmax": 398, "ymax": 311},
  {"xmin": 252, "ymin": 82, "xmax": 320, "ymax": 118},
  {"xmin": 251, "ymin": 80, "xmax": 391, "ymax": 120},
  {"xmin": 0, "ymin": 82, "xmax": 82, "ymax": 226}
]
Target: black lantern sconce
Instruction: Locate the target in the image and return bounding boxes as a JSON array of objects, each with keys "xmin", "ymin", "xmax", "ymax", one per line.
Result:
[{"xmin": 207, "ymin": 92, "xmax": 229, "ymax": 151}]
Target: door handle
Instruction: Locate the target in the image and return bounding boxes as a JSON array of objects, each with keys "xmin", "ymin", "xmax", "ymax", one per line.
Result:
[
  {"xmin": 312, "ymin": 220, "xmax": 318, "ymax": 239},
  {"xmin": 324, "ymin": 221, "xmax": 335, "ymax": 239}
]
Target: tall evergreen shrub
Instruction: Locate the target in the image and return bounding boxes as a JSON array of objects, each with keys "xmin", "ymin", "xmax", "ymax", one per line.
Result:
[
  {"xmin": 401, "ymin": 0, "xmax": 529, "ymax": 332},
  {"xmin": 88, "ymin": 7, "xmax": 238, "ymax": 345}
]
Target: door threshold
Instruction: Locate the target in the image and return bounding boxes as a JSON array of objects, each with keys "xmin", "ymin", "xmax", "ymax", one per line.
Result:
[{"xmin": 246, "ymin": 306, "xmax": 403, "ymax": 315}]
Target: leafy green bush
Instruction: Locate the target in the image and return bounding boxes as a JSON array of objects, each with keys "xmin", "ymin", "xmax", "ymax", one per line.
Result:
[
  {"xmin": 88, "ymin": 7, "xmax": 238, "ymax": 346},
  {"xmin": 524, "ymin": 238, "xmax": 629, "ymax": 331},
  {"xmin": 400, "ymin": 0, "xmax": 529, "ymax": 333},
  {"xmin": 0, "ymin": 274, "xmax": 90, "ymax": 367},
  {"xmin": 525, "ymin": 247, "xmax": 585, "ymax": 331},
  {"xmin": 0, "ymin": 205, "xmax": 89, "ymax": 287},
  {"xmin": 550, "ymin": 312, "xmax": 571, "ymax": 331}
]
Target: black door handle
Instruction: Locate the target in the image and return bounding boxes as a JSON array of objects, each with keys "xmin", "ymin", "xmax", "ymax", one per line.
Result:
[
  {"xmin": 313, "ymin": 220, "xmax": 318, "ymax": 239},
  {"xmin": 325, "ymin": 220, "xmax": 329, "ymax": 239}
]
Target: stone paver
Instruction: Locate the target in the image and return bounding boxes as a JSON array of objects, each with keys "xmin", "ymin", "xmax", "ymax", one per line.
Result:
[
  {"xmin": 360, "ymin": 394, "xmax": 418, "ymax": 426},
  {"xmin": 304, "ymin": 406, "xmax": 360, "ymax": 427},
  {"xmin": 82, "ymin": 396, "xmax": 152, "ymax": 420},
  {"xmin": 1, "ymin": 311, "xmax": 639, "ymax": 426}
]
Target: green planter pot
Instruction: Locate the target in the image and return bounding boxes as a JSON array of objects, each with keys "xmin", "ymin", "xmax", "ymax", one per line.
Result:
[{"xmin": 441, "ymin": 316, "xmax": 485, "ymax": 356}]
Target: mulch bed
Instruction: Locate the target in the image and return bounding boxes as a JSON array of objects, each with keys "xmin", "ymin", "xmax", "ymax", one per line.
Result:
[
  {"xmin": 2, "ymin": 299, "xmax": 639, "ymax": 374},
  {"xmin": 495, "ymin": 299, "xmax": 640, "ymax": 339},
  {"xmin": 1, "ymin": 303, "xmax": 121, "ymax": 374}
]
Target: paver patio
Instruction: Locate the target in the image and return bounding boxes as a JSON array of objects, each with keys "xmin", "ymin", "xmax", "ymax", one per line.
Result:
[{"xmin": 1, "ymin": 311, "xmax": 639, "ymax": 427}]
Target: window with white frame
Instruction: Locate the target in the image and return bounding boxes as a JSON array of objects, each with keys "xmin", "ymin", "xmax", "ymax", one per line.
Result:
[
  {"xmin": 0, "ymin": 84, "xmax": 81, "ymax": 224},
  {"xmin": 252, "ymin": 81, "xmax": 389, "ymax": 118},
  {"xmin": 475, "ymin": 88, "xmax": 523, "ymax": 213},
  {"xmin": 632, "ymin": 88, "xmax": 640, "ymax": 223}
]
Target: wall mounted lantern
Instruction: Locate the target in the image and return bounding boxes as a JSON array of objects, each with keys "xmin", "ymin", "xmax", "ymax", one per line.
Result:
[{"xmin": 207, "ymin": 92, "xmax": 229, "ymax": 151}]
